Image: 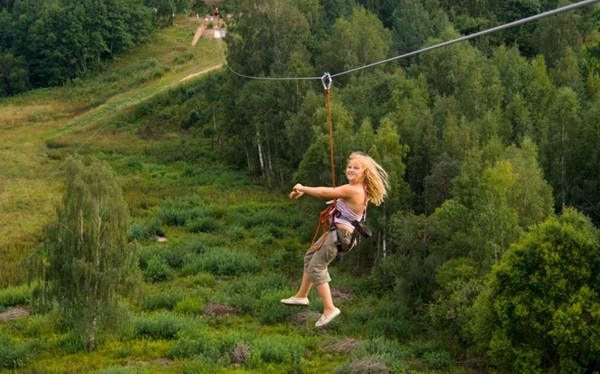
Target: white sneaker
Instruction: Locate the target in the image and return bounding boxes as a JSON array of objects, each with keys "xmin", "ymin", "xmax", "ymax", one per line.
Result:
[
  {"xmin": 315, "ymin": 308, "xmax": 341, "ymax": 327},
  {"xmin": 280, "ymin": 297, "xmax": 309, "ymax": 306}
]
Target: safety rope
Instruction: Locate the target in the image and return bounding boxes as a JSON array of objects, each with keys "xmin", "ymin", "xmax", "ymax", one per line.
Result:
[
  {"xmin": 310, "ymin": 73, "xmax": 338, "ymax": 251},
  {"xmin": 321, "ymin": 72, "xmax": 336, "ymax": 188}
]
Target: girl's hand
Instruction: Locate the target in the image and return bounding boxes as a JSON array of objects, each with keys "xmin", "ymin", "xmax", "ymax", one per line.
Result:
[{"xmin": 289, "ymin": 184, "xmax": 304, "ymax": 199}]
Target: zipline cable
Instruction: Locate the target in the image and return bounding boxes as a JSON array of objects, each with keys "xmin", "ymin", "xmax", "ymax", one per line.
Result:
[
  {"xmin": 333, "ymin": 0, "xmax": 600, "ymax": 78},
  {"xmin": 222, "ymin": 0, "xmax": 600, "ymax": 82}
]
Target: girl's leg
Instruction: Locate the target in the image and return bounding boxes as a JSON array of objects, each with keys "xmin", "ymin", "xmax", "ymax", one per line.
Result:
[
  {"xmin": 316, "ymin": 282, "xmax": 336, "ymax": 315},
  {"xmin": 294, "ymin": 271, "xmax": 313, "ymax": 298}
]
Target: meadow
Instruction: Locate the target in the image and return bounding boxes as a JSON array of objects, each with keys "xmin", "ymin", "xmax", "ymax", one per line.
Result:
[{"xmin": 0, "ymin": 16, "xmax": 458, "ymax": 374}]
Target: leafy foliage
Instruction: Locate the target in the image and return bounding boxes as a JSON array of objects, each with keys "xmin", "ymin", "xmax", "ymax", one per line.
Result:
[{"xmin": 475, "ymin": 208, "xmax": 600, "ymax": 373}]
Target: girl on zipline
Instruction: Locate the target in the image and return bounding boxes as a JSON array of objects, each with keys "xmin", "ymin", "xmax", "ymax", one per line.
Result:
[{"xmin": 282, "ymin": 152, "xmax": 389, "ymax": 327}]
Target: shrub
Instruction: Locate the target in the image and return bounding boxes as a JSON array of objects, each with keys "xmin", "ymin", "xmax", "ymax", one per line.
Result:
[
  {"xmin": 180, "ymin": 239, "xmax": 209, "ymax": 254},
  {"xmin": 423, "ymin": 349, "xmax": 453, "ymax": 369},
  {"xmin": 410, "ymin": 340, "xmax": 453, "ymax": 370},
  {"xmin": 168, "ymin": 328, "xmax": 220, "ymax": 361},
  {"xmin": 182, "ymin": 247, "xmax": 260, "ymax": 277},
  {"xmin": 128, "ymin": 218, "xmax": 164, "ymax": 241},
  {"xmin": 186, "ymin": 217, "xmax": 219, "ymax": 233},
  {"xmin": 128, "ymin": 220, "xmax": 151, "ymax": 241},
  {"xmin": 215, "ymin": 273, "xmax": 290, "ymax": 315},
  {"xmin": 256, "ymin": 294, "xmax": 299, "ymax": 325},
  {"xmin": 133, "ymin": 312, "xmax": 186, "ymax": 339},
  {"xmin": 0, "ymin": 332, "xmax": 32, "ymax": 369},
  {"xmin": 0, "ymin": 284, "xmax": 30, "ymax": 308},
  {"xmin": 175, "ymin": 297, "xmax": 204, "ymax": 314},
  {"xmin": 143, "ymin": 255, "xmax": 173, "ymax": 283},
  {"xmin": 140, "ymin": 289, "xmax": 186, "ymax": 311},
  {"xmin": 343, "ymin": 298, "xmax": 412, "ymax": 341},
  {"xmin": 229, "ymin": 341, "xmax": 251, "ymax": 365},
  {"xmin": 351, "ymin": 336, "xmax": 409, "ymax": 371},
  {"xmin": 225, "ymin": 225, "xmax": 246, "ymax": 240},
  {"xmin": 247, "ymin": 335, "xmax": 301, "ymax": 367}
]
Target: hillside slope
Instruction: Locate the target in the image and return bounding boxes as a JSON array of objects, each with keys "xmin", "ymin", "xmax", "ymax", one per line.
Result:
[{"xmin": 0, "ymin": 16, "xmax": 223, "ymax": 287}]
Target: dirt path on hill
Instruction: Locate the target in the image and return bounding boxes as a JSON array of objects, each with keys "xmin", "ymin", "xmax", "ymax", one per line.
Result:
[{"xmin": 180, "ymin": 63, "xmax": 223, "ymax": 82}]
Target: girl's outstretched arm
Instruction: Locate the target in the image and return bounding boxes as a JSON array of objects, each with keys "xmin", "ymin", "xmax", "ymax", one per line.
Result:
[{"xmin": 290, "ymin": 184, "xmax": 358, "ymax": 201}]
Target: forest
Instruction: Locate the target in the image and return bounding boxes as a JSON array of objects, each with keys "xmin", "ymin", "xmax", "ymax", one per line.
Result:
[{"xmin": 1, "ymin": 0, "xmax": 600, "ymax": 373}]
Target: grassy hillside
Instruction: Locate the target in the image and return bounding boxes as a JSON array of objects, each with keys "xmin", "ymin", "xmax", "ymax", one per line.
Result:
[
  {"xmin": 0, "ymin": 16, "xmax": 462, "ymax": 374},
  {"xmin": 0, "ymin": 16, "xmax": 222, "ymax": 287}
]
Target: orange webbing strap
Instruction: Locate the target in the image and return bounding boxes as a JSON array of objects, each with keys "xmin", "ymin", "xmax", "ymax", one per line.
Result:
[
  {"xmin": 323, "ymin": 73, "xmax": 336, "ymax": 188},
  {"xmin": 310, "ymin": 73, "xmax": 337, "ymax": 251},
  {"xmin": 310, "ymin": 200, "xmax": 337, "ymax": 250}
]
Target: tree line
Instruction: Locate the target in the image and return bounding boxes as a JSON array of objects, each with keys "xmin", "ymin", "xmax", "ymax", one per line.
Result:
[{"xmin": 0, "ymin": 0, "xmax": 224, "ymax": 96}]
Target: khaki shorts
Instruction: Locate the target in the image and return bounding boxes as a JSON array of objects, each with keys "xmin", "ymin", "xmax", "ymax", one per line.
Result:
[{"xmin": 304, "ymin": 228, "xmax": 354, "ymax": 285}]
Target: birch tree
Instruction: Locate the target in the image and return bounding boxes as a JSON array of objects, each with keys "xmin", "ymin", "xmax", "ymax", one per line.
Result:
[{"xmin": 43, "ymin": 157, "xmax": 139, "ymax": 352}]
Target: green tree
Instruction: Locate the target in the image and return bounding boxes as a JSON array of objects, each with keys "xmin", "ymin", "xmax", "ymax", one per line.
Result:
[
  {"xmin": 551, "ymin": 46, "xmax": 584, "ymax": 96},
  {"xmin": 390, "ymin": 0, "xmax": 438, "ymax": 58},
  {"xmin": 319, "ymin": 6, "xmax": 392, "ymax": 81},
  {"xmin": 450, "ymin": 139, "xmax": 553, "ymax": 264},
  {"xmin": 522, "ymin": 56, "xmax": 556, "ymax": 143},
  {"xmin": 497, "ymin": 0, "xmax": 541, "ymax": 57},
  {"xmin": 533, "ymin": 0, "xmax": 582, "ymax": 68},
  {"xmin": 502, "ymin": 92, "xmax": 532, "ymax": 145},
  {"xmin": 568, "ymin": 99, "xmax": 600, "ymax": 224},
  {"xmin": 419, "ymin": 26, "xmax": 503, "ymax": 121},
  {"xmin": 225, "ymin": 0, "xmax": 310, "ymax": 77},
  {"xmin": 474, "ymin": 208, "xmax": 600, "ymax": 373},
  {"xmin": 40, "ymin": 157, "xmax": 140, "ymax": 352},
  {"xmin": 423, "ymin": 153, "xmax": 460, "ymax": 215},
  {"xmin": 541, "ymin": 87, "xmax": 580, "ymax": 211},
  {"xmin": 0, "ymin": 50, "xmax": 29, "ymax": 95}
]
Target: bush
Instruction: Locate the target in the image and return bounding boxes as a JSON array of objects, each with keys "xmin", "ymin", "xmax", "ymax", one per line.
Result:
[
  {"xmin": 186, "ymin": 217, "xmax": 220, "ymax": 233},
  {"xmin": 182, "ymin": 247, "xmax": 260, "ymax": 277},
  {"xmin": 0, "ymin": 284, "xmax": 30, "ymax": 308},
  {"xmin": 133, "ymin": 312, "xmax": 186, "ymax": 339},
  {"xmin": 140, "ymin": 289, "xmax": 186, "ymax": 311},
  {"xmin": 0, "ymin": 332, "xmax": 32, "ymax": 369},
  {"xmin": 175, "ymin": 297, "xmax": 204, "ymax": 314},
  {"xmin": 215, "ymin": 273, "xmax": 290, "ymax": 315},
  {"xmin": 143, "ymin": 255, "xmax": 173, "ymax": 282},
  {"xmin": 342, "ymin": 298, "xmax": 412, "ymax": 341},
  {"xmin": 410, "ymin": 340, "xmax": 453, "ymax": 370},
  {"xmin": 168, "ymin": 328, "xmax": 220, "ymax": 361},
  {"xmin": 256, "ymin": 294, "xmax": 299, "ymax": 325},
  {"xmin": 247, "ymin": 335, "xmax": 302, "ymax": 368},
  {"xmin": 225, "ymin": 225, "xmax": 246, "ymax": 240},
  {"xmin": 128, "ymin": 218, "xmax": 164, "ymax": 241},
  {"xmin": 349, "ymin": 336, "xmax": 409, "ymax": 372}
]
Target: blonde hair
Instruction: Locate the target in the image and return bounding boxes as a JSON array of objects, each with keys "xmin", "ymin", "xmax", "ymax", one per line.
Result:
[{"xmin": 349, "ymin": 152, "xmax": 390, "ymax": 206}]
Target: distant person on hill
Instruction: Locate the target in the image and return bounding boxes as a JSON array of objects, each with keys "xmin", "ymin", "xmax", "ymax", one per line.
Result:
[
  {"xmin": 213, "ymin": 7, "xmax": 219, "ymax": 18},
  {"xmin": 282, "ymin": 152, "xmax": 389, "ymax": 327}
]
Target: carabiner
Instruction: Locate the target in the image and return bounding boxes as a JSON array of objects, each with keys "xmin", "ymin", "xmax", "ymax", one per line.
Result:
[{"xmin": 321, "ymin": 72, "xmax": 332, "ymax": 91}]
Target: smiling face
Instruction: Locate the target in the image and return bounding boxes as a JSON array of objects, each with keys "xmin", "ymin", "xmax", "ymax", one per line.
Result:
[{"xmin": 346, "ymin": 158, "xmax": 364, "ymax": 184}]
